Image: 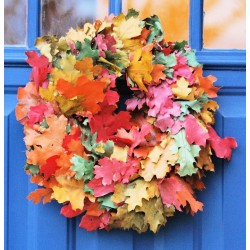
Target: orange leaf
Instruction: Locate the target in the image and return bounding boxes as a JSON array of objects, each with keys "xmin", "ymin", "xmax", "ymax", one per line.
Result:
[
  {"xmin": 74, "ymin": 57, "xmax": 102, "ymax": 80},
  {"xmin": 27, "ymin": 188, "xmax": 53, "ymax": 204},
  {"xmin": 56, "ymin": 75, "xmax": 106, "ymax": 114},
  {"xmin": 151, "ymin": 64, "xmax": 166, "ymax": 84},
  {"xmin": 25, "ymin": 115, "xmax": 67, "ymax": 165},
  {"xmin": 194, "ymin": 68, "xmax": 220, "ymax": 98}
]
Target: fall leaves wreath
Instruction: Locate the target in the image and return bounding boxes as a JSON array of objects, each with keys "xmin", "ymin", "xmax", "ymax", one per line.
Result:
[{"xmin": 16, "ymin": 9, "xmax": 237, "ymax": 233}]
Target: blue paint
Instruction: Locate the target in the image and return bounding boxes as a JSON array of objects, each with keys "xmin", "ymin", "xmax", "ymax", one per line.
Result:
[
  {"xmin": 109, "ymin": 0, "xmax": 122, "ymax": 15},
  {"xmin": 4, "ymin": 0, "xmax": 246, "ymax": 249}
]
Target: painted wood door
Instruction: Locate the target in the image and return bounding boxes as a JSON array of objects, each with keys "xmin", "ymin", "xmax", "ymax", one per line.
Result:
[{"xmin": 4, "ymin": 0, "xmax": 246, "ymax": 249}]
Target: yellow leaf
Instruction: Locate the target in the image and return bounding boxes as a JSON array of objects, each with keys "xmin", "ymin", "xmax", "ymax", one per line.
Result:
[
  {"xmin": 200, "ymin": 100, "xmax": 219, "ymax": 125},
  {"xmin": 140, "ymin": 138, "xmax": 178, "ymax": 181},
  {"xmin": 127, "ymin": 49, "xmax": 153, "ymax": 91},
  {"xmin": 196, "ymin": 145, "xmax": 215, "ymax": 171},
  {"xmin": 98, "ymin": 57, "xmax": 122, "ymax": 76},
  {"xmin": 123, "ymin": 179, "xmax": 159, "ymax": 211},
  {"xmin": 50, "ymin": 67, "xmax": 81, "ymax": 85},
  {"xmin": 60, "ymin": 54, "xmax": 76, "ymax": 71},
  {"xmin": 110, "ymin": 204, "xmax": 148, "ymax": 233},
  {"xmin": 52, "ymin": 175, "xmax": 85, "ymax": 210},
  {"xmin": 39, "ymin": 84, "xmax": 56, "ymax": 102},
  {"xmin": 113, "ymin": 14, "xmax": 142, "ymax": 41},
  {"xmin": 110, "ymin": 145, "xmax": 129, "ymax": 162},
  {"xmin": 135, "ymin": 197, "xmax": 166, "ymax": 233},
  {"xmin": 172, "ymin": 77, "xmax": 194, "ymax": 100},
  {"xmin": 66, "ymin": 24, "xmax": 96, "ymax": 43},
  {"xmin": 55, "ymin": 95, "xmax": 84, "ymax": 116}
]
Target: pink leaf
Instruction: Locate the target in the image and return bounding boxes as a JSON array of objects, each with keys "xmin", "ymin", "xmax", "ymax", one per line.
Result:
[
  {"xmin": 183, "ymin": 115, "xmax": 209, "ymax": 147},
  {"xmin": 208, "ymin": 126, "xmax": 237, "ymax": 160}
]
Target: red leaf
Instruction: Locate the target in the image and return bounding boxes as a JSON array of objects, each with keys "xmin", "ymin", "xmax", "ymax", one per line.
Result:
[
  {"xmin": 208, "ymin": 126, "xmax": 237, "ymax": 160},
  {"xmin": 79, "ymin": 212, "xmax": 110, "ymax": 231},
  {"xmin": 183, "ymin": 115, "xmax": 209, "ymax": 147},
  {"xmin": 40, "ymin": 155, "xmax": 60, "ymax": 179},
  {"xmin": 94, "ymin": 157, "xmax": 137, "ymax": 185},
  {"xmin": 60, "ymin": 203, "xmax": 85, "ymax": 218},
  {"xmin": 89, "ymin": 105, "xmax": 132, "ymax": 142},
  {"xmin": 158, "ymin": 175, "xmax": 203, "ymax": 214},
  {"xmin": 87, "ymin": 178, "xmax": 114, "ymax": 197},
  {"xmin": 26, "ymin": 51, "xmax": 51, "ymax": 88}
]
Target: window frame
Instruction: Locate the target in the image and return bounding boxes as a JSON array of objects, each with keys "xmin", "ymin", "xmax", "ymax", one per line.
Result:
[{"xmin": 4, "ymin": 0, "xmax": 246, "ymax": 69}]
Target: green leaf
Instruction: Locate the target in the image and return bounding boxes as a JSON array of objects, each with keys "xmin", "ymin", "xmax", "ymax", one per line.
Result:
[
  {"xmin": 75, "ymin": 39, "xmax": 99, "ymax": 60},
  {"xmin": 143, "ymin": 15, "xmax": 164, "ymax": 43},
  {"xmin": 178, "ymin": 94, "xmax": 209, "ymax": 117},
  {"xmin": 98, "ymin": 194, "xmax": 117, "ymax": 210},
  {"xmin": 185, "ymin": 50, "xmax": 200, "ymax": 67},
  {"xmin": 66, "ymin": 123, "xmax": 71, "ymax": 134},
  {"xmin": 81, "ymin": 127, "xmax": 114, "ymax": 156},
  {"xmin": 153, "ymin": 53, "xmax": 176, "ymax": 68},
  {"xmin": 70, "ymin": 155, "xmax": 94, "ymax": 181},
  {"xmin": 25, "ymin": 163, "xmax": 39, "ymax": 175},
  {"xmin": 173, "ymin": 40, "xmax": 188, "ymax": 51},
  {"xmin": 84, "ymin": 184, "xmax": 94, "ymax": 195},
  {"xmin": 171, "ymin": 129, "xmax": 200, "ymax": 177},
  {"xmin": 40, "ymin": 118, "xmax": 49, "ymax": 129},
  {"xmin": 126, "ymin": 8, "xmax": 139, "ymax": 20},
  {"xmin": 81, "ymin": 127, "xmax": 98, "ymax": 152}
]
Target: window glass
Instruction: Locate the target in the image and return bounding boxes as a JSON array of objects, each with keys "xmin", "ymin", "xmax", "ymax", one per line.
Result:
[
  {"xmin": 4, "ymin": 0, "xmax": 27, "ymax": 45},
  {"xmin": 41, "ymin": 0, "xmax": 109, "ymax": 37},
  {"xmin": 122, "ymin": 0, "xmax": 189, "ymax": 42},
  {"xmin": 203, "ymin": 0, "xmax": 246, "ymax": 49}
]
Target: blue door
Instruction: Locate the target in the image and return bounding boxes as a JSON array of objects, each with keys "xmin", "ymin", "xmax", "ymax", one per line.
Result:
[{"xmin": 4, "ymin": 0, "xmax": 246, "ymax": 249}]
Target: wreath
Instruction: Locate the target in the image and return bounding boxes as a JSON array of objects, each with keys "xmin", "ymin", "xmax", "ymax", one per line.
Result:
[{"xmin": 16, "ymin": 9, "xmax": 237, "ymax": 233}]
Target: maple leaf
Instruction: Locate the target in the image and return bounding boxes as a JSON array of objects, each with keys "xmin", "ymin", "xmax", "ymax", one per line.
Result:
[
  {"xmin": 87, "ymin": 178, "xmax": 115, "ymax": 197},
  {"xmin": 94, "ymin": 157, "xmax": 137, "ymax": 185},
  {"xmin": 60, "ymin": 203, "xmax": 85, "ymax": 218},
  {"xmin": 110, "ymin": 145, "xmax": 129, "ymax": 162},
  {"xmin": 127, "ymin": 49, "xmax": 153, "ymax": 91},
  {"xmin": 16, "ymin": 82, "xmax": 40, "ymax": 122},
  {"xmin": 135, "ymin": 197, "xmax": 166, "ymax": 233},
  {"xmin": 194, "ymin": 68, "xmax": 220, "ymax": 98},
  {"xmin": 75, "ymin": 39, "xmax": 99, "ymax": 60},
  {"xmin": 200, "ymin": 100, "xmax": 219, "ymax": 125},
  {"xmin": 109, "ymin": 204, "xmax": 148, "ymax": 233},
  {"xmin": 183, "ymin": 115, "xmax": 209, "ymax": 147},
  {"xmin": 70, "ymin": 155, "xmax": 95, "ymax": 181},
  {"xmin": 52, "ymin": 175, "xmax": 85, "ymax": 210},
  {"xmin": 79, "ymin": 213, "xmax": 111, "ymax": 231},
  {"xmin": 56, "ymin": 75, "xmax": 107, "ymax": 114},
  {"xmin": 123, "ymin": 179, "xmax": 159, "ymax": 211},
  {"xmin": 26, "ymin": 51, "xmax": 52, "ymax": 88},
  {"xmin": 27, "ymin": 188, "xmax": 53, "ymax": 204},
  {"xmin": 113, "ymin": 13, "xmax": 142, "ymax": 41},
  {"xmin": 40, "ymin": 155, "xmax": 60, "ymax": 179},
  {"xmin": 140, "ymin": 137, "xmax": 178, "ymax": 181},
  {"xmin": 158, "ymin": 175, "xmax": 203, "ymax": 214},
  {"xmin": 89, "ymin": 105, "xmax": 132, "ymax": 142},
  {"xmin": 196, "ymin": 145, "xmax": 215, "ymax": 171},
  {"xmin": 207, "ymin": 126, "xmax": 237, "ymax": 160},
  {"xmin": 151, "ymin": 64, "xmax": 166, "ymax": 84},
  {"xmin": 146, "ymin": 84, "xmax": 174, "ymax": 117},
  {"xmin": 171, "ymin": 129, "xmax": 200, "ymax": 176},
  {"xmin": 153, "ymin": 52, "xmax": 176, "ymax": 68},
  {"xmin": 27, "ymin": 103, "xmax": 53, "ymax": 125},
  {"xmin": 74, "ymin": 57, "xmax": 102, "ymax": 80},
  {"xmin": 172, "ymin": 77, "xmax": 194, "ymax": 100},
  {"xmin": 25, "ymin": 115, "xmax": 67, "ymax": 165},
  {"xmin": 98, "ymin": 194, "xmax": 117, "ymax": 210}
]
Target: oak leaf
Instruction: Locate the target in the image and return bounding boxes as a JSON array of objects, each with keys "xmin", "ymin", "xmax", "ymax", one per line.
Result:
[
  {"xmin": 158, "ymin": 175, "xmax": 203, "ymax": 214},
  {"xmin": 52, "ymin": 175, "xmax": 85, "ymax": 210}
]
